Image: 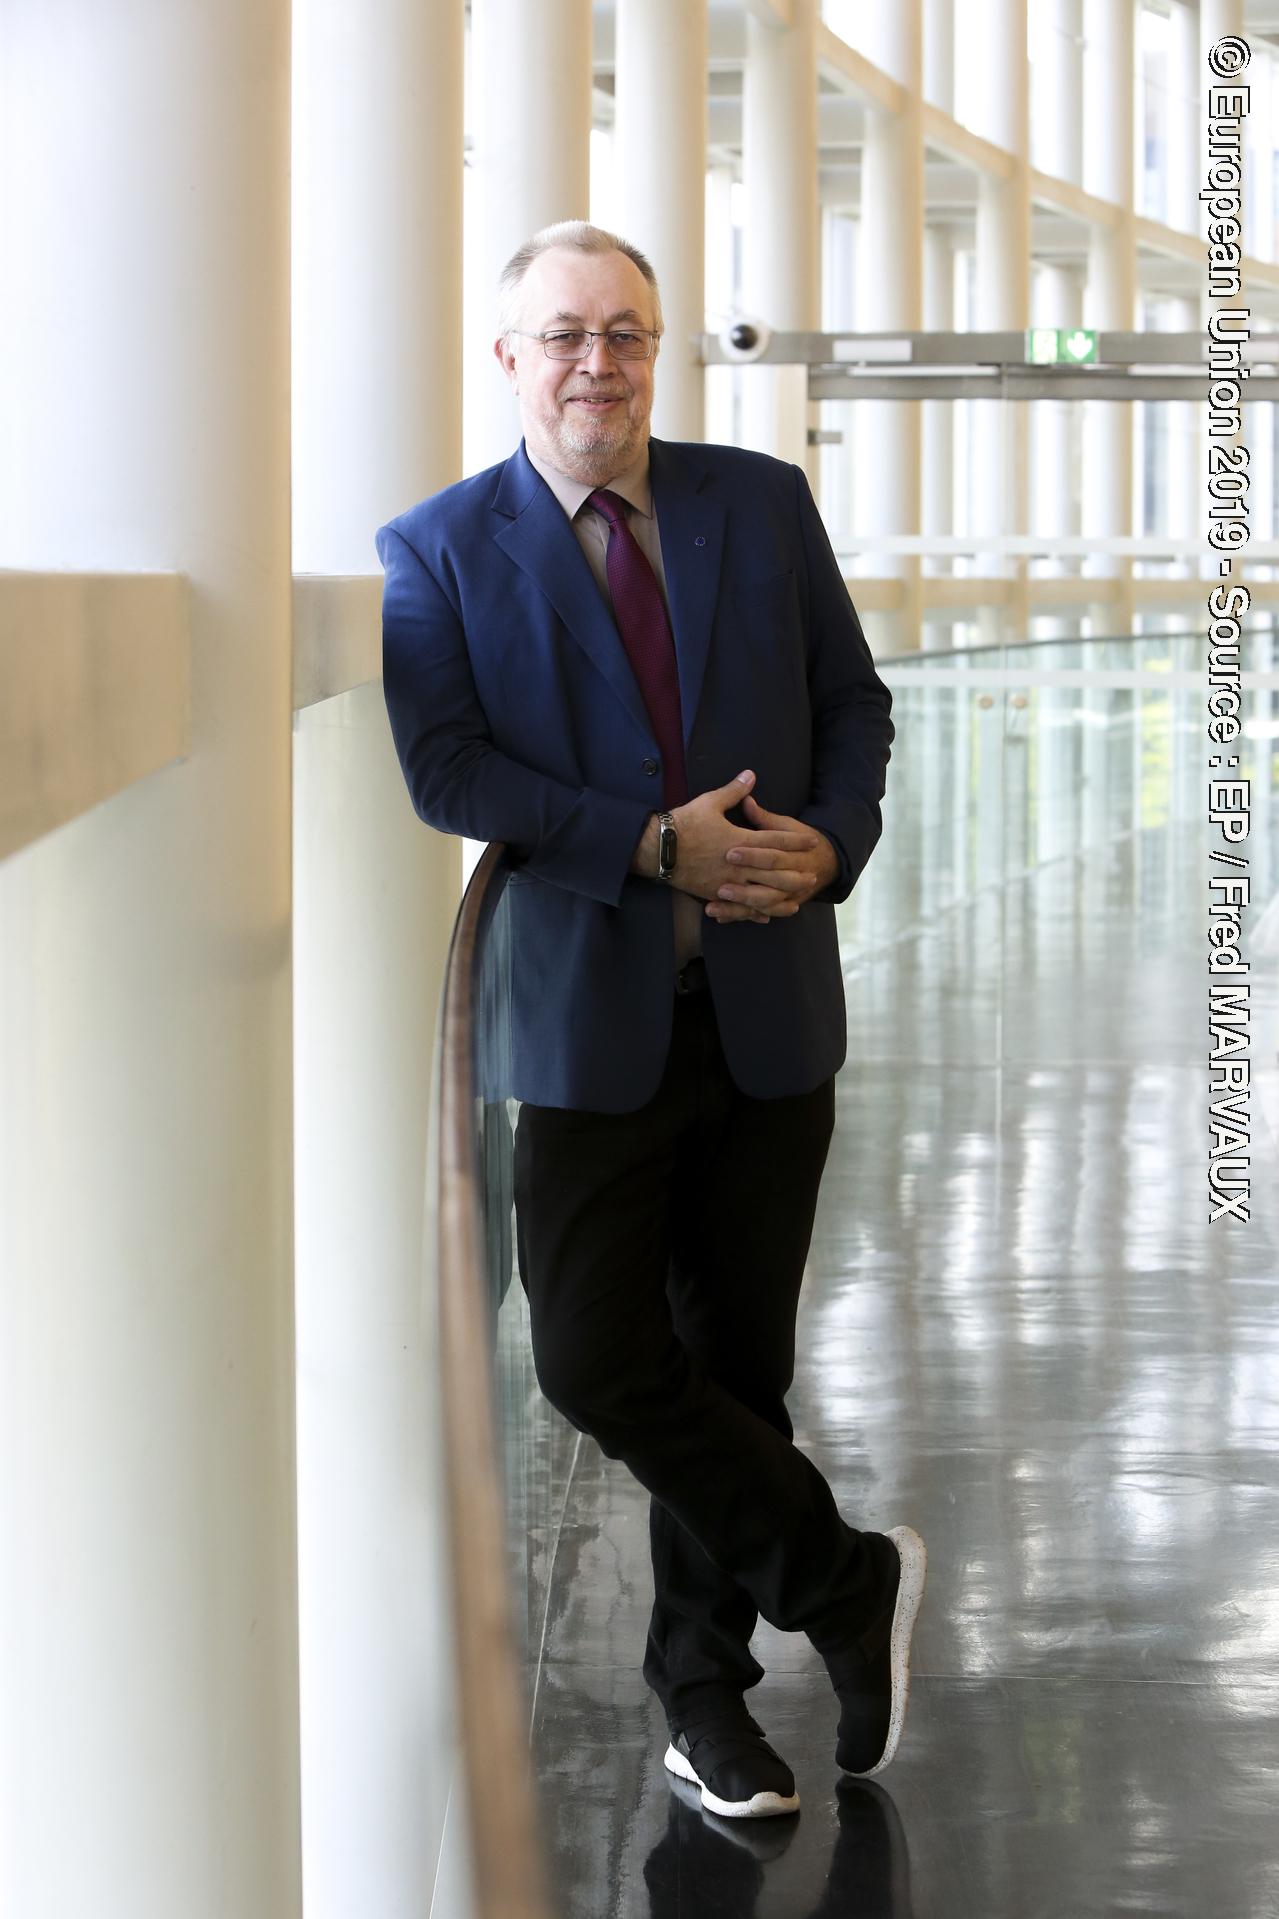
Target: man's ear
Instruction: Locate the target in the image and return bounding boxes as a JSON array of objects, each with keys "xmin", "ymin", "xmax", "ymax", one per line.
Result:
[{"xmin": 494, "ymin": 335, "xmax": 517, "ymax": 387}]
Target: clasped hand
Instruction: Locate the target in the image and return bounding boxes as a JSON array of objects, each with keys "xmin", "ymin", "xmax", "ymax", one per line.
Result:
[{"xmin": 672, "ymin": 768, "xmax": 838, "ymax": 926}]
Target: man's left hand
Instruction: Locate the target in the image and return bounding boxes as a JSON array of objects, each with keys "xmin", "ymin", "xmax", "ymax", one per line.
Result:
[{"xmin": 705, "ymin": 793, "xmax": 840, "ymax": 924}]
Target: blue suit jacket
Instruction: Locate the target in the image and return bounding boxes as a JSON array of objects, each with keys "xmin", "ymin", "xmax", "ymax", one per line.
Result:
[{"xmin": 377, "ymin": 437, "xmax": 893, "ymax": 1112}]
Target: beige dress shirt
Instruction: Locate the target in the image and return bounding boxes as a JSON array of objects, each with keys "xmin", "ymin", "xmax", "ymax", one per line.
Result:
[{"xmin": 525, "ymin": 442, "xmax": 703, "ymax": 967}]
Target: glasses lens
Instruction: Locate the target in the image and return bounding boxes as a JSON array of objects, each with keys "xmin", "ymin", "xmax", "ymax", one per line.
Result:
[
  {"xmin": 606, "ymin": 331, "xmax": 651, "ymax": 359},
  {"xmin": 543, "ymin": 331, "xmax": 589, "ymax": 359}
]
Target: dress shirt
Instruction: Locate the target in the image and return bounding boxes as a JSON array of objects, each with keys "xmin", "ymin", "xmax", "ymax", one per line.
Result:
[{"xmin": 526, "ymin": 441, "xmax": 703, "ymax": 967}]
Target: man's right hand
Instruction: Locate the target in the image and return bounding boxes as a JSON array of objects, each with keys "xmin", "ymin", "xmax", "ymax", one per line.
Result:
[{"xmin": 649, "ymin": 769, "xmax": 823, "ymax": 922}]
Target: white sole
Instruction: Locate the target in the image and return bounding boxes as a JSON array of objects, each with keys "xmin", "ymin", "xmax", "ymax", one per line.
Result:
[
  {"xmin": 859, "ymin": 1524, "xmax": 927, "ymax": 1778},
  {"xmin": 663, "ymin": 1741, "xmax": 800, "ymax": 1819}
]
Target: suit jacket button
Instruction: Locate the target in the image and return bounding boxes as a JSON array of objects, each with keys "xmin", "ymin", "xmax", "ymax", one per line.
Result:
[{"xmin": 642, "ymin": 757, "xmax": 659, "ymax": 776}]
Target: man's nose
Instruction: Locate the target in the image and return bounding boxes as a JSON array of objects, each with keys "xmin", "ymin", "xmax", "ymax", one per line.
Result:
[{"xmin": 581, "ymin": 332, "xmax": 615, "ymax": 376}]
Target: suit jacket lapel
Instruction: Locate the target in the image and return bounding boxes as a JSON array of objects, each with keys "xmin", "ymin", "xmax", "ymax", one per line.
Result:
[
  {"xmin": 490, "ymin": 443, "xmax": 652, "ymax": 744},
  {"xmin": 648, "ymin": 438, "xmax": 726, "ymax": 749}
]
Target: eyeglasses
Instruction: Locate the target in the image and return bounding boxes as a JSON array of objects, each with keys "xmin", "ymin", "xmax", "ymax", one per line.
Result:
[{"xmin": 511, "ymin": 328, "xmax": 660, "ymax": 362}]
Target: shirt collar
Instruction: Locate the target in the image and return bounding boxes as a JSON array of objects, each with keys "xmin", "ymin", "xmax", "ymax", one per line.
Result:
[{"xmin": 524, "ymin": 440, "xmax": 654, "ymax": 525}]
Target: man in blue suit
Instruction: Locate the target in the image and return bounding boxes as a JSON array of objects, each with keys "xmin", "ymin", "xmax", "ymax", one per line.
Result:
[{"xmin": 378, "ymin": 221, "xmax": 925, "ymax": 1820}]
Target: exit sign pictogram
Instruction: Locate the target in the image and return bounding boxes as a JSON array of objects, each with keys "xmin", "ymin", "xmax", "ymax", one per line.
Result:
[{"xmin": 1026, "ymin": 327, "xmax": 1099, "ymax": 365}]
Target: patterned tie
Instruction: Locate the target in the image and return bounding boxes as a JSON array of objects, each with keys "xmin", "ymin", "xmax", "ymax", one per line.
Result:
[{"xmin": 587, "ymin": 488, "xmax": 688, "ymax": 807}]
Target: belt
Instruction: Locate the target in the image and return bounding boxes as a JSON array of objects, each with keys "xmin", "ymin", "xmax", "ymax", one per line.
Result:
[{"xmin": 674, "ymin": 956, "xmax": 708, "ymax": 996}]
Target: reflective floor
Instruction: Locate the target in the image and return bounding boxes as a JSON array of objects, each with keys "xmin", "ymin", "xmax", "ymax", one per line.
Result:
[{"xmin": 518, "ymin": 651, "xmax": 1279, "ymax": 1917}]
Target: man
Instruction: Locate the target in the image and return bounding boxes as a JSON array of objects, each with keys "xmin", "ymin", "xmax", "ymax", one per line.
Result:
[{"xmin": 378, "ymin": 221, "xmax": 925, "ymax": 1821}]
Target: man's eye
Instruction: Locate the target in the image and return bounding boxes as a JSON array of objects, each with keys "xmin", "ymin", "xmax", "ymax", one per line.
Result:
[
  {"xmin": 609, "ymin": 333, "xmax": 642, "ymax": 349},
  {"xmin": 546, "ymin": 331, "xmax": 587, "ymax": 349}
]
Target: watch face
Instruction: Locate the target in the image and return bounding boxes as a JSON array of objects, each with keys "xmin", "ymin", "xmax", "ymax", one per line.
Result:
[{"xmin": 659, "ymin": 823, "xmax": 677, "ymax": 874}]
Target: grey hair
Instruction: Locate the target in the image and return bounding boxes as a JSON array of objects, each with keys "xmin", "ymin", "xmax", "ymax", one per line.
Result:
[{"xmin": 496, "ymin": 220, "xmax": 664, "ymax": 341}]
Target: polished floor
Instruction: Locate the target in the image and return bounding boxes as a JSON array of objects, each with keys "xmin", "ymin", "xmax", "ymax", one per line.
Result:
[{"xmin": 517, "ymin": 672, "xmax": 1279, "ymax": 1918}]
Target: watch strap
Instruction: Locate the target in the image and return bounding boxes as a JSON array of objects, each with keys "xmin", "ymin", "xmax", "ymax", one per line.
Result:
[{"xmin": 657, "ymin": 811, "xmax": 677, "ymax": 882}]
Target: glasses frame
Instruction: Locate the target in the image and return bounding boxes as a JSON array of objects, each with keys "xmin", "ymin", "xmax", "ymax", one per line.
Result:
[{"xmin": 510, "ymin": 327, "xmax": 662, "ymax": 363}]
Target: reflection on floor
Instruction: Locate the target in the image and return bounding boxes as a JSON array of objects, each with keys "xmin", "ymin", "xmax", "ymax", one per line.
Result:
[{"xmin": 527, "ymin": 679, "xmax": 1279, "ymax": 1918}]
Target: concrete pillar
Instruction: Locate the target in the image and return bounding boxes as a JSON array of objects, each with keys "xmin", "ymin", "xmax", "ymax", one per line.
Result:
[
  {"xmin": 0, "ymin": 7, "xmax": 300, "ymax": 1918},
  {"xmin": 741, "ymin": 0, "xmax": 819, "ymax": 470},
  {"xmin": 923, "ymin": 225, "xmax": 956, "ymax": 649},
  {"xmin": 465, "ymin": 0, "xmax": 593, "ymax": 474},
  {"xmin": 854, "ymin": 1, "xmax": 924, "ymax": 653},
  {"xmin": 614, "ymin": 0, "xmax": 707, "ymax": 440},
  {"xmin": 1082, "ymin": 0, "xmax": 1136, "ymax": 637},
  {"xmin": 291, "ymin": 3, "xmax": 465, "ymax": 1913},
  {"xmin": 972, "ymin": 0, "xmax": 1032, "ymax": 646}
]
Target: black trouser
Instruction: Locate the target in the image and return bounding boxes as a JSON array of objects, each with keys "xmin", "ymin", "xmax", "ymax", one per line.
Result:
[{"xmin": 512, "ymin": 977, "xmax": 893, "ymax": 1733}]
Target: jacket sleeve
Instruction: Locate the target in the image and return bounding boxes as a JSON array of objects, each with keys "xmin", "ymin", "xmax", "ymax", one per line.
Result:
[
  {"xmin": 789, "ymin": 464, "xmax": 894, "ymax": 905},
  {"xmin": 377, "ymin": 521, "xmax": 653, "ymax": 906}
]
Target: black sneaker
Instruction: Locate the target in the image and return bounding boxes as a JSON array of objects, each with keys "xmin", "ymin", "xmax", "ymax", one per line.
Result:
[
  {"xmin": 823, "ymin": 1525, "xmax": 927, "ymax": 1776},
  {"xmin": 663, "ymin": 1712, "xmax": 801, "ymax": 1819}
]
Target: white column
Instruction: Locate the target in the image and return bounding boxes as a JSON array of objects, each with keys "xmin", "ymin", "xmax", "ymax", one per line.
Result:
[
  {"xmin": 741, "ymin": 0, "xmax": 819, "ymax": 469},
  {"xmin": 820, "ymin": 210, "xmax": 857, "ymax": 547},
  {"xmin": 855, "ymin": 1, "xmax": 924, "ymax": 652},
  {"xmin": 1167, "ymin": 293, "xmax": 1200, "ymax": 578},
  {"xmin": 1082, "ymin": 0, "xmax": 1136, "ymax": 635},
  {"xmin": 973, "ymin": 0, "xmax": 1031, "ymax": 316},
  {"xmin": 614, "ymin": 0, "xmax": 707, "ymax": 440},
  {"xmin": 1033, "ymin": 0, "xmax": 1083, "ymax": 184},
  {"xmin": 1199, "ymin": 1, "xmax": 1245, "ymax": 250},
  {"xmin": 1166, "ymin": 1, "xmax": 1198, "ymax": 233},
  {"xmin": 1248, "ymin": 49, "xmax": 1274, "ymax": 262},
  {"xmin": 0, "ymin": 7, "xmax": 300, "ymax": 1919},
  {"xmin": 1030, "ymin": 256, "xmax": 1083, "ymax": 848},
  {"xmin": 972, "ymin": 0, "xmax": 1032, "ymax": 645},
  {"xmin": 923, "ymin": 225, "xmax": 956, "ymax": 648},
  {"xmin": 294, "ymin": 1, "xmax": 464, "ymax": 566},
  {"xmin": 705, "ymin": 164, "xmax": 737, "ymax": 446},
  {"xmin": 1033, "ymin": 263, "xmax": 1084, "ymax": 628},
  {"xmin": 923, "ymin": 0, "xmax": 954, "ymax": 111},
  {"xmin": 291, "ymin": 4, "xmax": 464, "ymax": 1915},
  {"xmin": 465, "ymin": 0, "xmax": 593, "ymax": 474},
  {"xmin": 1201, "ymin": 0, "xmax": 1245, "ymax": 59},
  {"xmin": 922, "ymin": 0, "xmax": 954, "ymax": 648}
]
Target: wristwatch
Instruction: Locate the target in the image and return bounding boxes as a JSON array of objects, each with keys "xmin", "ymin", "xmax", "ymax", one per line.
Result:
[{"xmin": 656, "ymin": 811, "xmax": 678, "ymax": 883}]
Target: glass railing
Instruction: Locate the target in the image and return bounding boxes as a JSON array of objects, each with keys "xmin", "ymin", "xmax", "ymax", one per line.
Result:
[
  {"xmin": 423, "ymin": 842, "xmax": 551, "ymax": 1919},
  {"xmin": 849, "ymin": 627, "xmax": 1277, "ymax": 975}
]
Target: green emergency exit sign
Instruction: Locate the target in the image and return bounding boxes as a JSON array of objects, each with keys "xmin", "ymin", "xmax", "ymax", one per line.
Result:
[{"xmin": 1026, "ymin": 327, "xmax": 1099, "ymax": 365}]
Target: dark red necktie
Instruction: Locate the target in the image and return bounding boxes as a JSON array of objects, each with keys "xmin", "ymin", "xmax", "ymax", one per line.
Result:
[{"xmin": 587, "ymin": 488, "xmax": 688, "ymax": 807}]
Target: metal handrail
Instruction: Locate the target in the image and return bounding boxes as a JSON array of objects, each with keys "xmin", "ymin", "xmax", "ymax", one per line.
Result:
[{"xmin": 432, "ymin": 840, "xmax": 552, "ymax": 1919}]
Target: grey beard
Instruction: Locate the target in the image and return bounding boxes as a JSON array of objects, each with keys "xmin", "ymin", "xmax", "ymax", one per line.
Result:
[{"xmin": 554, "ymin": 414, "xmax": 642, "ymax": 479}]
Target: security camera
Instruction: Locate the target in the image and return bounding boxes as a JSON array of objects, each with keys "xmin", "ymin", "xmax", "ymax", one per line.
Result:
[{"xmin": 717, "ymin": 316, "xmax": 773, "ymax": 364}]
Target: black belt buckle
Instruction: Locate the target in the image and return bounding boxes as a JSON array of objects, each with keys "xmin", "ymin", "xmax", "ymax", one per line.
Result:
[{"xmin": 675, "ymin": 956, "xmax": 708, "ymax": 996}]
